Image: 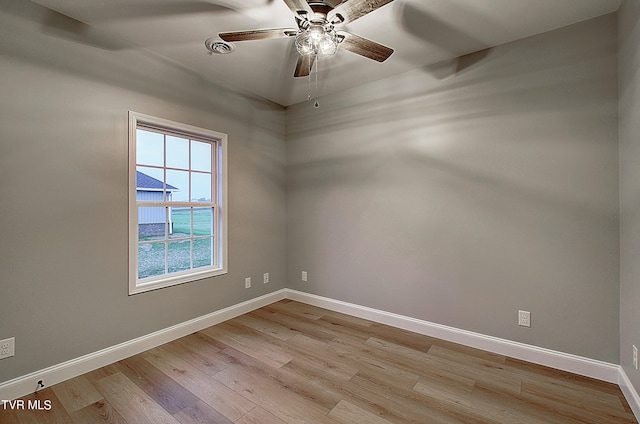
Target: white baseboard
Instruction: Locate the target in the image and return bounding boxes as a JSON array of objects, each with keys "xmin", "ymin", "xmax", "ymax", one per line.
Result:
[
  {"xmin": 284, "ymin": 289, "xmax": 621, "ymax": 384},
  {"xmin": 619, "ymin": 368, "xmax": 640, "ymax": 419},
  {"xmin": 0, "ymin": 289, "xmax": 286, "ymax": 401},
  {"xmin": 2, "ymin": 286, "xmax": 638, "ymax": 423}
]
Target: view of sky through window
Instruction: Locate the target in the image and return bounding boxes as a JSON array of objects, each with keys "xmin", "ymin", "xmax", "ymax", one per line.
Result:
[{"xmin": 136, "ymin": 129, "xmax": 212, "ymax": 202}]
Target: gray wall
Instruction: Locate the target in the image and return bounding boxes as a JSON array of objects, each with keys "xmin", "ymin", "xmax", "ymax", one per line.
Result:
[
  {"xmin": 0, "ymin": 0, "xmax": 631, "ymax": 390},
  {"xmin": 0, "ymin": 1, "xmax": 286, "ymax": 384},
  {"xmin": 287, "ymin": 14, "xmax": 620, "ymax": 363},
  {"xmin": 620, "ymin": 0, "xmax": 640, "ymax": 392}
]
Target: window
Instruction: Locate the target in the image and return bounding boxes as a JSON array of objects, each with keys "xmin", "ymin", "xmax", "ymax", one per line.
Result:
[{"xmin": 128, "ymin": 112, "xmax": 227, "ymax": 294}]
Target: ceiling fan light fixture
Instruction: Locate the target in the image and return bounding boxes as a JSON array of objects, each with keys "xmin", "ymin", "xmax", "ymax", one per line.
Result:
[{"xmin": 295, "ymin": 24, "xmax": 338, "ymax": 57}]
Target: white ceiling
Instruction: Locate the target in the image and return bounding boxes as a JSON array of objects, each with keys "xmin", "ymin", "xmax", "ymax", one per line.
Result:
[{"xmin": 30, "ymin": 0, "xmax": 622, "ymax": 106}]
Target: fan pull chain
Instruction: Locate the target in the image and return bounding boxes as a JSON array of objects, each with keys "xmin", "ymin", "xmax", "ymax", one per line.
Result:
[
  {"xmin": 307, "ymin": 56, "xmax": 312, "ymax": 101},
  {"xmin": 314, "ymin": 53, "xmax": 320, "ymax": 108},
  {"xmin": 305, "ymin": 53, "xmax": 320, "ymax": 108}
]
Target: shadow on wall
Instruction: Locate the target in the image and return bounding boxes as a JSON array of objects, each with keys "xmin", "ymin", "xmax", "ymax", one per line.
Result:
[
  {"xmin": 285, "ymin": 15, "xmax": 619, "ymax": 359},
  {"xmin": 394, "ymin": 1, "xmax": 496, "ymax": 79},
  {"xmin": 287, "ymin": 21, "xmax": 618, "ymax": 224},
  {"xmin": 0, "ymin": 0, "xmax": 281, "ymax": 122}
]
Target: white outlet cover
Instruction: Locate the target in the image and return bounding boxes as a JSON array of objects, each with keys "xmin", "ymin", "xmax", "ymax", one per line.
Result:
[
  {"xmin": 633, "ymin": 345, "xmax": 638, "ymax": 370},
  {"xmin": 245, "ymin": 277, "xmax": 251, "ymax": 289},
  {"xmin": 263, "ymin": 273, "xmax": 269, "ymax": 284},
  {"xmin": 0, "ymin": 337, "xmax": 15, "ymax": 359},
  {"xmin": 518, "ymin": 310, "xmax": 531, "ymax": 327},
  {"xmin": 302, "ymin": 271, "xmax": 307, "ymax": 282}
]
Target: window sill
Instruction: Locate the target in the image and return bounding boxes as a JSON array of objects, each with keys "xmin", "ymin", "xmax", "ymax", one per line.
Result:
[{"xmin": 129, "ymin": 267, "xmax": 227, "ymax": 295}]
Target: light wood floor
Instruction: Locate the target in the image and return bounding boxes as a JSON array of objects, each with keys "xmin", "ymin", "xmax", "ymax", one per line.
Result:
[{"xmin": 1, "ymin": 300, "xmax": 637, "ymax": 423}]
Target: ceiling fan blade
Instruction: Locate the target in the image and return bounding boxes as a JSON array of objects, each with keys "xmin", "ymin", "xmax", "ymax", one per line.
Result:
[
  {"xmin": 330, "ymin": 0, "xmax": 395, "ymax": 24},
  {"xmin": 294, "ymin": 54, "xmax": 315, "ymax": 77},
  {"xmin": 281, "ymin": 0, "xmax": 314, "ymax": 17},
  {"xmin": 337, "ymin": 31, "xmax": 393, "ymax": 62},
  {"xmin": 219, "ymin": 28, "xmax": 296, "ymax": 42}
]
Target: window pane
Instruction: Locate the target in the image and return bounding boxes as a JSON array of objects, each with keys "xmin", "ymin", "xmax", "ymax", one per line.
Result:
[
  {"xmin": 136, "ymin": 166, "xmax": 165, "ymax": 201},
  {"xmin": 138, "ymin": 206, "xmax": 166, "ymax": 241},
  {"xmin": 166, "ymin": 135, "xmax": 189, "ymax": 170},
  {"xmin": 166, "ymin": 169, "xmax": 189, "ymax": 202},
  {"xmin": 168, "ymin": 240, "xmax": 191, "ymax": 273},
  {"xmin": 138, "ymin": 242, "xmax": 166, "ymax": 279},
  {"xmin": 193, "ymin": 207, "xmax": 213, "ymax": 236},
  {"xmin": 171, "ymin": 207, "xmax": 192, "ymax": 237},
  {"xmin": 192, "ymin": 172, "xmax": 212, "ymax": 202},
  {"xmin": 137, "ymin": 129, "xmax": 164, "ymax": 167},
  {"xmin": 193, "ymin": 237, "xmax": 213, "ymax": 269},
  {"xmin": 191, "ymin": 140, "xmax": 212, "ymax": 172}
]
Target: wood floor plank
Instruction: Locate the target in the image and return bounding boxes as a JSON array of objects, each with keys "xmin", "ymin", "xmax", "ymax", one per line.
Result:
[
  {"xmin": 521, "ymin": 377, "xmax": 627, "ymax": 413},
  {"xmin": 349, "ymin": 370, "xmax": 491, "ymax": 424},
  {"xmin": 413, "ymin": 375, "xmax": 475, "ymax": 403},
  {"xmin": 353, "ymin": 335, "xmax": 514, "ymax": 399},
  {"xmin": 328, "ymin": 399, "xmax": 393, "ymax": 424},
  {"xmin": 413, "ymin": 371, "xmax": 476, "ymax": 398},
  {"xmin": 318, "ymin": 309, "xmax": 374, "ymax": 328},
  {"xmin": 51, "ymin": 375, "xmax": 104, "ymax": 414},
  {"xmin": 309, "ymin": 314, "xmax": 372, "ymax": 345},
  {"xmin": 10, "ymin": 387, "xmax": 74, "ymax": 424},
  {"xmin": 329, "ymin": 340, "xmax": 421, "ymax": 390},
  {"xmin": 201, "ymin": 321, "xmax": 293, "ymax": 369},
  {"xmin": 214, "ymin": 362, "xmax": 338, "ymax": 424},
  {"xmin": 519, "ymin": 382, "xmax": 637, "ymax": 423},
  {"xmin": 142, "ymin": 345, "xmax": 256, "ymax": 421},
  {"xmin": 236, "ymin": 312, "xmax": 298, "ymax": 341},
  {"xmin": 6, "ymin": 301, "xmax": 637, "ymax": 424},
  {"xmin": 506, "ymin": 356, "xmax": 622, "ymax": 393},
  {"xmin": 93, "ymin": 372, "xmax": 180, "ymax": 424},
  {"xmin": 286, "ymin": 333, "xmax": 359, "ymax": 380},
  {"xmin": 115, "ymin": 355, "xmax": 199, "ymax": 415},
  {"xmin": 218, "ymin": 343, "xmax": 342, "ymax": 412},
  {"xmin": 469, "ymin": 383, "xmax": 602, "ymax": 424},
  {"xmin": 83, "ymin": 364, "xmax": 120, "ymax": 386},
  {"xmin": 0, "ymin": 405, "xmax": 22, "ymax": 424},
  {"xmin": 69, "ymin": 400, "xmax": 129, "ymax": 424},
  {"xmin": 282, "ymin": 359, "xmax": 458, "ymax": 424},
  {"xmin": 235, "ymin": 406, "xmax": 288, "ymax": 424},
  {"xmin": 266, "ymin": 300, "xmax": 325, "ymax": 321},
  {"xmin": 159, "ymin": 332, "xmax": 234, "ymax": 378},
  {"xmin": 427, "ymin": 343, "xmax": 507, "ymax": 368},
  {"xmin": 251, "ymin": 307, "xmax": 337, "ymax": 343},
  {"xmin": 367, "ymin": 321, "xmax": 438, "ymax": 351},
  {"xmin": 172, "ymin": 399, "xmax": 233, "ymax": 424},
  {"xmin": 412, "ymin": 377, "xmax": 554, "ymax": 424},
  {"xmin": 364, "ymin": 337, "xmax": 523, "ymax": 395},
  {"xmin": 507, "ymin": 356, "xmax": 636, "ymax": 414}
]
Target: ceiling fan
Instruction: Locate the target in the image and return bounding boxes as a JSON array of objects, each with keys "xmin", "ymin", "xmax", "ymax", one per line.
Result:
[{"xmin": 217, "ymin": 0, "xmax": 395, "ymax": 78}]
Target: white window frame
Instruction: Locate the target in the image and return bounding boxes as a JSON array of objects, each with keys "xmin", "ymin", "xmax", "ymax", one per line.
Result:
[{"xmin": 128, "ymin": 111, "xmax": 228, "ymax": 294}]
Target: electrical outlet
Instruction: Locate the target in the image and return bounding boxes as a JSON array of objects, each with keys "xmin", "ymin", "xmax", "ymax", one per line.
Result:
[
  {"xmin": 244, "ymin": 277, "xmax": 251, "ymax": 289},
  {"xmin": 633, "ymin": 345, "xmax": 638, "ymax": 370},
  {"xmin": 518, "ymin": 310, "xmax": 531, "ymax": 327},
  {"xmin": 0, "ymin": 337, "xmax": 15, "ymax": 359},
  {"xmin": 301, "ymin": 271, "xmax": 307, "ymax": 282},
  {"xmin": 263, "ymin": 273, "xmax": 269, "ymax": 284}
]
